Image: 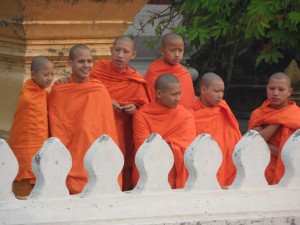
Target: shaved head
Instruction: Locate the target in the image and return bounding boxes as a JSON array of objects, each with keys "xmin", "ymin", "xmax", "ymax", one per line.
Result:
[
  {"xmin": 200, "ymin": 72, "xmax": 224, "ymax": 87},
  {"xmin": 155, "ymin": 74, "xmax": 180, "ymax": 91},
  {"xmin": 268, "ymin": 72, "xmax": 291, "ymax": 87},
  {"xmin": 162, "ymin": 32, "xmax": 184, "ymax": 48},
  {"xmin": 31, "ymin": 56, "xmax": 52, "ymax": 73},
  {"xmin": 113, "ymin": 35, "xmax": 136, "ymax": 51},
  {"xmin": 69, "ymin": 44, "xmax": 91, "ymax": 60},
  {"xmin": 155, "ymin": 74, "xmax": 181, "ymax": 108}
]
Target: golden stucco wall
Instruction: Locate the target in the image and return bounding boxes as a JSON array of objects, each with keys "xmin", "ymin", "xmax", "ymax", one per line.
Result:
[{"xmin": 0, "ymin": 0, "xmax": 148, "ymax": 140}]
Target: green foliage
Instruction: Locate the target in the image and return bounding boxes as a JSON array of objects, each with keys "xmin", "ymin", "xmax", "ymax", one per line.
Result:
[{"xmin": 149, "ymin": 0, "xmax": 299, "ymax": 77}]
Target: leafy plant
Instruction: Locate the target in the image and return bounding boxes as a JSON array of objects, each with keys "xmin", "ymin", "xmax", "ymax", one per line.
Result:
[{"xmin": 137, "ymin": 0, "xmax": 300, "ymax": 93}]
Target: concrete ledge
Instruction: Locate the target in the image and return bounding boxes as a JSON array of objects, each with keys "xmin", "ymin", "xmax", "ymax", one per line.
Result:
[
  {"xmin": 1, "ymin": 130, "xmax": 300, "ymax": 224},
  {"xmin": 1, "ymin": 188, "xmax": 299, "ymax": 224}
]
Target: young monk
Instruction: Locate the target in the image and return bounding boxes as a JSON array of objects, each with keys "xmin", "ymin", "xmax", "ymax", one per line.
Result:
[
  {"xmin": 248, "ymin": 72, "xmax": 300, "ymax": 185},
  {"xmin": 55, "ymin": 36, "xmax": 150, "ymax": 191},
  {"xmin": 189, "ymin": 72, "xmax": 242, "ymax": 187},
  {"xmin": 9, "ymin": 56, "xmax": 54, "ymax": 198},
  {"xmin": 132, "ymin": 74, "xmax": 196, "ymax": 189},
  {"xmin": 90, "ymin": 36, "xmax": 150, "ymax": 191},
  {"xmin": 48, "ymin": 44, "xmax": 119, "ymax": 194},
  {"xmin": 144, "ymin": 32, "xmax": 196, "ymax": 108}
]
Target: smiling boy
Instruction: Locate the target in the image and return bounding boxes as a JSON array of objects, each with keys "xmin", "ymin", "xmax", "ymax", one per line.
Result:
[
  {"xmin": 54, "ymin": 37, "xmax": 150, "ymax": 191},
  {"xmin": 48, "ymin": 44, "xmax": 119, "ymax": 194}
]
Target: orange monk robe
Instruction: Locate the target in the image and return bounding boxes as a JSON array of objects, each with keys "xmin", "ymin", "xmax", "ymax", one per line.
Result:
[
  {"xmin": 132, "ymin": 101, "xmax": 196, "ymax": 188},
  {"xmin": 9, "ymin": 79, "xmax": 49, "ymax": 184},
  {"xmin": 144, "ymin": 59, "xmax": 195, "ymax": 108},
  {"xmin": 48, "ymin": 77, "xmax": 119, "ymax": 194},
  {"xmin": 248, "ymin": 99, "xmax": 300, "ymax": 184},
  {"xmin": 190, "ymin": 99, "xmax": 242, "ymax": 187},
  {"xmin": 90, "ymin": 60, "xmax": 151, "ymax": 190}
]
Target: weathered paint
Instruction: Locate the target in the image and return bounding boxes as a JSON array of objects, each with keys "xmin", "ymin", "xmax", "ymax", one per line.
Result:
[{"xmin": 0, "ymin": 0, "xmax": 148, "ymax": 139}]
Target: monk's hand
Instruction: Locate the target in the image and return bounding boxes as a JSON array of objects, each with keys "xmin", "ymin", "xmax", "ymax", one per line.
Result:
[
  {"xmin": 112, "ymin": 100, "xmax": 122, "ymax": 112},
  {"xmin": 54, "ymin": 76, "xmax": 69, "ymax": 85},
  {"xmin": 123, "ymin": 104, "xmax": 137, "ymax": 115}
]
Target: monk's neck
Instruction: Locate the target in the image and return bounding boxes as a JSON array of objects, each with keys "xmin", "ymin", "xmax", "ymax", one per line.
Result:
[
  {"xmin": 71, "ymin": 75, "xmax": 89, "ymax": 83},
  {"xmin": 269, "ymin": 101, "xmax": 290, "ymax": 110},
  {"xmin": 199, "ymin": 96, "xmax": 213, "ymax": 107},
  {"xmin": 111, "ymin": 61, "xmax": 129, "ymax": 74},
  {"xmin": 162, "ymin": 58, "xmax": 180, "ymax": 67}
]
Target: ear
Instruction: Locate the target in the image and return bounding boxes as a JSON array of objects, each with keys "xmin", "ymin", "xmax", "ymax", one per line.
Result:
[
  {"xmin": 200, "ymin": 85, "xmax": 206, "ymax": 95},
  {"xmin": 156, "ymin": 89, "xmax": 162, "ymax": 99},
  {"xmin": 288, "ymin": 87, "xmax": 293, "ymax": 96},
  {"xmin": 131, "ymin": 50, "xmax": 137, "ymax": 60},
  {"xmin": 31, "ymin": 71, "xmax": 36, "ymax": 80},
  {"xmin": 68, "ymin": 59, "xmax": 72, "ymax": 67},
  {"xmin": 159, "ymin": 47, "xmax": 164, "ymax": 56}
]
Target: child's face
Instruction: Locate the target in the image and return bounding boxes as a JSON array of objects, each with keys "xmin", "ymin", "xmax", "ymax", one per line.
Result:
[
  {"xmin": 31, "ymin": 62, "xmax": 54, "ymax": 88},
  {"xmin": 69, "ymin": 49, "xmax": 93, "ymax": 82},
  {"xmin": 160, "ymin": 39, "xmax": 184, "ymax": 66},
  {"xmin": 200, "ymin": 80, "xmax": 224, "ymax": 107},
  {"xmin": 156, "ymin": 82, "xmax": 181, "ymax": 108},
  {"xmin": 111, "ymin": 40, "xmax": 136, "ymax": 69},
  {"xmin": 267, "ymin": 78, "xmax": 292, "ymax": 109}
]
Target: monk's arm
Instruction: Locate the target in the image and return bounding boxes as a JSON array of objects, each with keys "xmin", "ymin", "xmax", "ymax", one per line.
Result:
[
  {"xmin": 54, "ymin": 76, "xmax": 69, "ymax": 85},
  {"xmin": 268, "ymin": 143, "xmax": 279, "ymax": 157},
  {"xmin": 253, "ymin": 124, "xmax": 281, "ymax": 142}
]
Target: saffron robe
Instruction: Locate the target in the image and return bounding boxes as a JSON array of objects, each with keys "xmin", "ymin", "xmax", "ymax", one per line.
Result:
[
  {"xmin": 190, "ymin": 99, "xmax": 242, "ymax": 187},
  {"xmin": 132, "ymin": 101, "xmax": 196, "ymax": 188},
  {"xmin": 248, "ymin": 99, "xmax": 300, "ymax": 184},
  {"xmin": 90, "ymin": 60, "xmax": 151, "ymax": 190},
  {"xmin": 48, "ymin": 77, "xmax": 119, "ymax": 194},
  {"xmin": 9, "ymin": 79, "xmax": 49, "ymax": 184},
  {"xmin": 144, "ymin": 59, "xmax": 195, "ymax": 108}
]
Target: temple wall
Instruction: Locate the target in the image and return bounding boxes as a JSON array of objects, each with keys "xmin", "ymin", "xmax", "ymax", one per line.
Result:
[{"xmin": 0, "ymin": 0, "xmax": 148, "ymax": 140}]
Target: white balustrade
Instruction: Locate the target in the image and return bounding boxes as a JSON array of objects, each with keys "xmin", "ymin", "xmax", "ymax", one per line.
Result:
[
  {"xmin": 0, "ymin": 139, "xmax": 18, "ymax": 201},
  {"xmin": 184, "ymin": 133, "xmax": 222, "ymax": 191},
  {"xmin": 81, "ymin": 134, "xmax": 124, "ymax": 196},
  {"xmin": 0, "ymin": 129, "xmax": 299, "ymax": 224},
  {"xmin": 278, "ymin": 129, "xmax": 300, "ymax": 188},
  {"xmin": 133, "ymin": 133, "xmax": 174, "ymax": 192},
  {"xmin": 28, "ymin": 137, "xmax": 72, "ymax": 199},
  {"xmin": 231, "ymin": 130, "xmax": 270, "ymax": 189}
]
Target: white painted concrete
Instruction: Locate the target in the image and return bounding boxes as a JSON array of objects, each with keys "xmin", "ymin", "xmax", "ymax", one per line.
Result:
[
  {"xmin": 29, "ymin": 137, "xmax": 71, "ymax": 199},
  {"xmin": 133, "ymin": 133, "xmax": 174, "ymax": 193},
  {"xmin": 0, "ymin": 130, "xmax": 300, "ymax": 224},
  {"xmin": 231, "ymin": 130, "xmax": 270, "ymax": 189},
  {"xmin": 184, "ymin": 133, "xmax": 222, "ymax": 191},
  {"xmin": 0, "ymin": 139, "xmax": 18, "ymax": 201},
  {"xmin": 279, "ymin": 129, "xmax": 300, "ymax": 188},
  {"xmin": 81, "ymin": 134, "xmax": 124, "ymax": 197}
]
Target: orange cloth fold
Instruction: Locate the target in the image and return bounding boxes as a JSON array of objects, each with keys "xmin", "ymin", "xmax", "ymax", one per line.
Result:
[
  {"xmin": 144, "ymin": 59, "xmax": 195, "ymax": 108},
  {"xmin": 190, "ymin": 99, "xmax": 242, "ymax": 186},
  {"xmin": 248, "ymin": 99, "xmax": 300, "ymax": 184},
  {"xmin": 48, "ymin": 77, "xmax": 119, "ymax": 194},
  {"xmin": 132, "ymin": 101, "xmax": 196, "ymax": 188},
  {"xmin": 90, "ymin": 60, "xmax": 151, "ymax": 190},
  {"xmin": 9, "ymin": 79, "xmax": 49, "ymax": 184}
]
